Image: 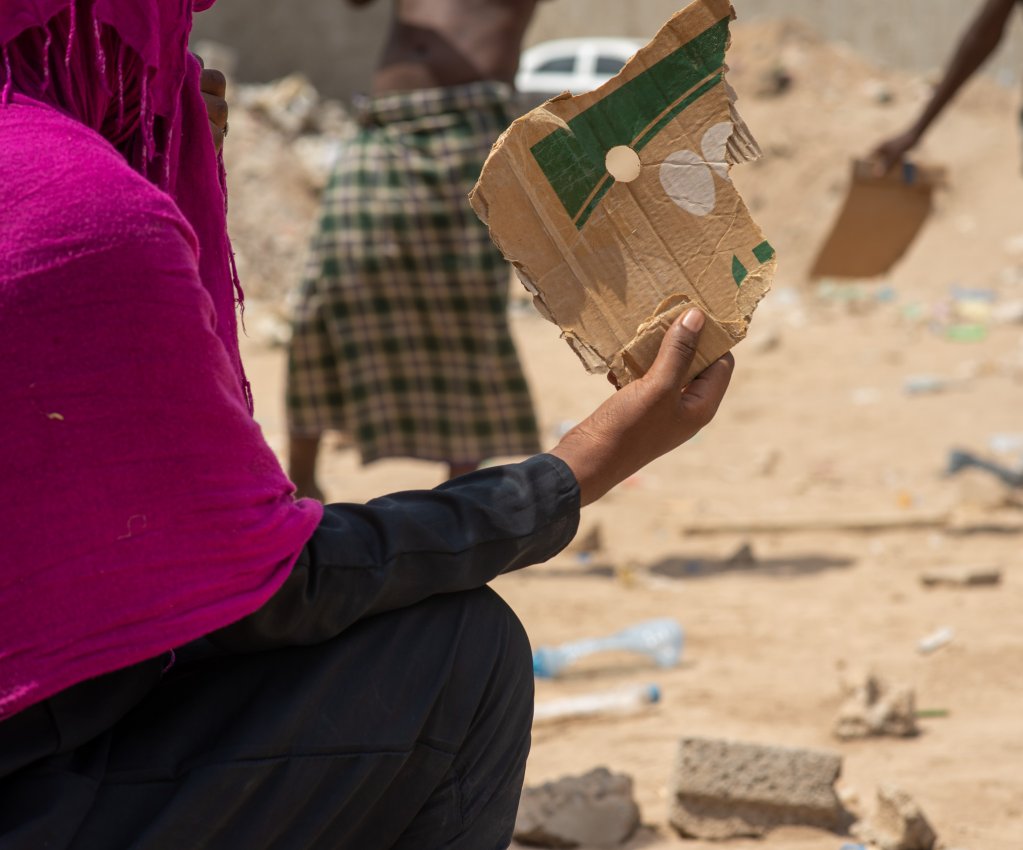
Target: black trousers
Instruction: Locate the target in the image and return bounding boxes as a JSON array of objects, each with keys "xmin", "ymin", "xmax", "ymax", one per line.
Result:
[
  {"xmin": 0, "ymin": 456, "xmax": 580, "ymax": 849},
  {"xmin": 0, "ymin": 588, "xmax": 533, "ymax": 849}
]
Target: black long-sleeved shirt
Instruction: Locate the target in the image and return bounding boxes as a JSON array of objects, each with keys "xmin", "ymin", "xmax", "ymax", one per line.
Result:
[
  {"xmin": 214, "ymin": 454, "xmax": 579, "ymax": 648},
  {"xmin": 0, "ymin": 454, "xmax": 580, "ymax": 774}
]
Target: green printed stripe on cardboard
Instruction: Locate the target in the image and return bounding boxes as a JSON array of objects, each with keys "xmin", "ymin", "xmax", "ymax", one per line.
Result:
[
  {"xmin": 530, "ymin": 16, "xmax": 729, "ymax": 229},
  {"xmin": 732, "ymin": 241, "xmax": 775, "ymax": 286}
]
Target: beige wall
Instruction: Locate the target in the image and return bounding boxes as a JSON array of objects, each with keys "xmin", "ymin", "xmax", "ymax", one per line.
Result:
[
  {"xmin": 529, "ymin": 0, "xmax": 1023, "ymax": 82},
  {"xmin": 191, "ymin": 0, "xmax": 1023, "ymax": 101},
  {"xmin": 191, "ymin": 0, "xmax": 393, "ymax": 99}
]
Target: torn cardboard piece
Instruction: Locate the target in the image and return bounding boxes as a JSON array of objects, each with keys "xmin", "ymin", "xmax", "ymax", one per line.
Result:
[
  {"xmin": 810, "ymin": 159, "xmax": 945, "ymax": 280},
  {"xmin": 470, "ymin": 0, "xmax": 775, "ymax": 386}
]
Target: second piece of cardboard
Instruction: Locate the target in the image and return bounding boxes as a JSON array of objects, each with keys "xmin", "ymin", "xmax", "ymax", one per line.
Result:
[
  {"xmin": 810, "ymin": 159, "xmax": 944, "ymax": 280},
  {"xmin": 470, "ymin": 0, "xmax": 775, "ymax": 387}
]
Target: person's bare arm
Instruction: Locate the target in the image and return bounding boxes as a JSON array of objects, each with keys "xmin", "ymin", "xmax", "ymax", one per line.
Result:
[
  {"xmin": 550, "ymin": 309, "xmax": 733, "ymax": 506},
  {"xmin": 212, "ymin": 308, "xmax": 731, "ymax": 649},
  {"xmin": 872, "ymin": 0, "xmax": 1017, "ymax": 172}
]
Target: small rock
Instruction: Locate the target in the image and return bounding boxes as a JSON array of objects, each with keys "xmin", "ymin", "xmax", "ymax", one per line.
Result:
[
  {"xmin": 292, "ymin": 135, "xmax": 343, "ymax": 190},
  {"xmin": 992, "ymin": 299, "xmax": 1023, "ymax": 325},
  {"xmin": 862, "ymin": 78, "xmax": 894, "ymax": 105},
  {"xmin": 567, "ymin": 522, "xmax": 604, "ymax": 555},
  {"xmin": 919, "ymin": 566, "xmax": 1002, "ymax": 588},
  {"xmin": 724, "ymin": 541, "xmax": 757, "ymax": 568},
  {"xmin": 668, "ymin": 737, "xmax": 851, "ymax": 839},
  {"xmin": 953, "ymin": 469, "xmax": 1015, "ymax": 511},
  {"xmin": 514, "ymin": 768, "xmax": 640, "ymax": 848},
  {"xmin": 239, "ymin": 73, "xmax": 322, "ymax": 137},
  {"xmin": 748, "ymin": 328, "xmax": 782, "ymax": 354},
  {"xmin": 754, "ymin": 66, "xmax": 794, "ymax": 97},
  {"xmin": 753, "ymin": 448, "xmax": 781, "ymax": 477},
  {"xmin": 243, "ymin": 302, "xmax": 293, "ymax": 348},
  {"xmin": 852, "ymin": 785, "xmax": 937, "ymax": 850},
  {"xmin": 833, "ymin": 672, "xmax": 918, "ymax": 740}
]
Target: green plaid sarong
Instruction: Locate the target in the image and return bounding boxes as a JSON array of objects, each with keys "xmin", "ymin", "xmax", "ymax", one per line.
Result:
[{"xmin": 287, "ymin": 82, "xmax": 541, "ymax": 464}]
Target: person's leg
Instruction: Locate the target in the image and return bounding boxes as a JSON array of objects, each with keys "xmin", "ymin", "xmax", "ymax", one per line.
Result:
[
  {"xmin": 288, "ymin": 431, "xmax": 324, "ymax": 501},
  {"xmin": 447, "ymin": 460, "xmax": 481, "ymax": 480},
  {"xmin": 52, "ymin": 587, "xmax": 533, "ymax": 850},
  {"xmin": 392, "ymin": 589, "xmax": 534, "ymax": 850}
]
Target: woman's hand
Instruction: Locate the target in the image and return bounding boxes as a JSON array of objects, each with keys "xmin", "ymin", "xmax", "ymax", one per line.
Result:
[
  {"xmin": 870, "ymin": 128, "xmax": 921, "ymax": 176},
  {"xmin": 200, "ymin": 66, "xmax": 229, "ymax": 154},
  {"xmin": 550, "ymin": 309, "xmax": 734, "ymax": 506}
]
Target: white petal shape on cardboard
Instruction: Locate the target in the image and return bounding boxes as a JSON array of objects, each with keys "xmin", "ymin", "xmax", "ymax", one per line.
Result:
[
  {"xmin": 659, "ymin": 149, "xmax": 716, "ymax": 217},
  {"xmin": 700, "ymin": 122, "xmax": 733, "ymax": 181}
]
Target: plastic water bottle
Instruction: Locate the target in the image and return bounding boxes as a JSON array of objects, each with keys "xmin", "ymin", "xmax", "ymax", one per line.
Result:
[
  {"xmin": 533, "ymin": 684, "xmax": 661, "ymax": 723},
  {"xmin": 532, "ymin": 618, "xmax": 683, "ymax": 679},
  {"xmin": 918, "ymin": 626, "xmax": 954, "ymax": 655}
]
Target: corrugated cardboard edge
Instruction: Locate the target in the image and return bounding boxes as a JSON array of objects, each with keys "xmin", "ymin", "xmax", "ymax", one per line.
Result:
[
  {"xmin": 614, "ymin": 77, "xmax": 771, "ymax": 385},
  {"xmin": 471, "ymin": 3, "xmax": 775, "ymax": 386}
]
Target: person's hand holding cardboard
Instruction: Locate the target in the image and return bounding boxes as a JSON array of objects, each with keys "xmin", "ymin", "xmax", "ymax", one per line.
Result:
[{"xmin": 550, "ymin": 308, "xmax": 734, "ymax": 505}]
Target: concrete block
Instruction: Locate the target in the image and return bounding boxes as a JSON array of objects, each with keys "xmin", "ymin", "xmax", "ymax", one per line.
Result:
[
  {"xmin": 668, "ymin": 737, "xmax": 851, "ymax": 839},
  {"xmin": 515, "ymin": 767, "xmax": 640, "ymax": 848}
]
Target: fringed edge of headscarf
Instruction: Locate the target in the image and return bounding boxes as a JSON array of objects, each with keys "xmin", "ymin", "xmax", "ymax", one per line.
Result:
[
  {"xmin": 1, "ymin": 44, "xmax": 11, "ymax": 105},
  {"xmin": 2, "ymin": 0, "xmax": 254, "ymax": 414},
  {"xmin": 0, "ymin": 1, "xmax": 176, "ymax": 194}
]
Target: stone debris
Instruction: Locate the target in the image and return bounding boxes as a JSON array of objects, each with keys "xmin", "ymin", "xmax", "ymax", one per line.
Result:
[
  {"xmin": 748, "ymin": 327, "xmax": 783, "ymax": 354},
  {"xmin": 953, "ymin": 469, "xmax": 1016, "ymax": 511},
  {"xmin": 919, "ymin": 566, "xmax": 1002, "ymax": 588},
  {"xmin": 754, "ymin": 65, "xmax": 794, "ymax": 98},
  {"xmin": 992, "ymin": 299, "xmax": 1023, "ymax": 324},
  {"xmin": 724, "ymin": 540, "xmax": 757, "ymax": 568},
  {"xmin": 753, "ymin": 448, "xmax": 782, "ymax": 477},
  {"xmin": 668, "ymin": 737, "xmax": 851, "ymax": 839},
  {"xmin": 567, "ymin": 523, "xmax": 604, "ymax": 555},
  {"xmin": 238, "ymin": 73, "xmax": 325, "ymax": 137},
  {"xmin": 514, "ymin": 768, "xmax": 640, "ymax": 848},
  {"xmin": 834, "ymin": 672, "xmax": 918, "ymax": 741},
  {"xmin": 851, "ymin": 785, "xmax": 938, "ymax": 850},
  {"xmin": 217, "ymin": 70, "xmax": 356, "ymax": 304}
]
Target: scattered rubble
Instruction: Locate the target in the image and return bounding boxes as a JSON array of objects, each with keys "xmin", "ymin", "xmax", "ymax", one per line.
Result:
[
  {"xmin": 220, "ymin": 68, "xmax": 354, "ymax": 305},
  {"xmin": 748, "ymin": 327, "xmax": 783, "ymax": 354},
  {"xmin": 753, "ymin": 66, "xmax": 794, "ymax": 98},
  {"xmin": 668, "ymin": 737, "xmax": 851, "ymax": 839},
  {"xmin": 724, "ymin": 540, "xmax": 757, "ymax": 568},
  {"xmin": 834, "ymin": 672, "xmax": 918, "ymax": 741},
  {"xmin": 567, "ymin": 523, "xmax": 604, "ymax": 555},
  {"xmin": 514, "ymin": 768, "xmax": 640, "ymax": 848},
  {"xmin": 920, "ymin": 566, "xmax": 1002, "ymax": 588},
  {"xmin": 953, "ymin": 468, "xmax": 1018, "ymax": 512},
  {"xmin": 851, "ymin": 785, "xmax": 938, "ymax": 850}
]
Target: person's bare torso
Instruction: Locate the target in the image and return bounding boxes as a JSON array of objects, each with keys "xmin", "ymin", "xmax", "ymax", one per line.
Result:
[{"xmin": 368, "ymin": 0, "xmax": 541, "ymax": 94}]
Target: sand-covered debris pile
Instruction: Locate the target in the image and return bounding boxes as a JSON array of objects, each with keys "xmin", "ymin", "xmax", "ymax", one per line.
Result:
[{"xmin": 222, "ymin": 74, "xmax": 354, "ymax": 303}]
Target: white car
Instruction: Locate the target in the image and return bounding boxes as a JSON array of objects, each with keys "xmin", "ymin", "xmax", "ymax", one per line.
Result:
[{"xmin": 515, "ymin": 38, "xmax": 644, "ymax": 104}]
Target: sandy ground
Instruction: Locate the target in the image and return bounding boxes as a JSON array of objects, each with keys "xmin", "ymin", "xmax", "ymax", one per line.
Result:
[
  {"xmin": 230, "ymin": 18, "xmax": 1023, "ymax": 850},
  {"xmin": 242, "ymin": 286, "xmax": 1023, "ymax": 849}
]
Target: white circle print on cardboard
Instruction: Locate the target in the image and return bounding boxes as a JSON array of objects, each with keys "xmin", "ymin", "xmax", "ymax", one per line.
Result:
[{"xmin": 658, "ymin": 122, "xmax": 733, "ymax": 217}]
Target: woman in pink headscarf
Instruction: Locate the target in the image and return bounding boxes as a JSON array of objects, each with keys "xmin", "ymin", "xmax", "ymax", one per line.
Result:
[{"xmin": 0, "ymin": 1, "xmax": 733, "ymax": 847}]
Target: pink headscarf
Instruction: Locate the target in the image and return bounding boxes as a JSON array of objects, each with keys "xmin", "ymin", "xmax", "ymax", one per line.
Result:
[
  {"xmin": 0, "ymin": 0, "xmax": 323, "ymax": 719},
  {"xmin": 1, "ymin": 0, "xmax": 248, "ymax": 399}
]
